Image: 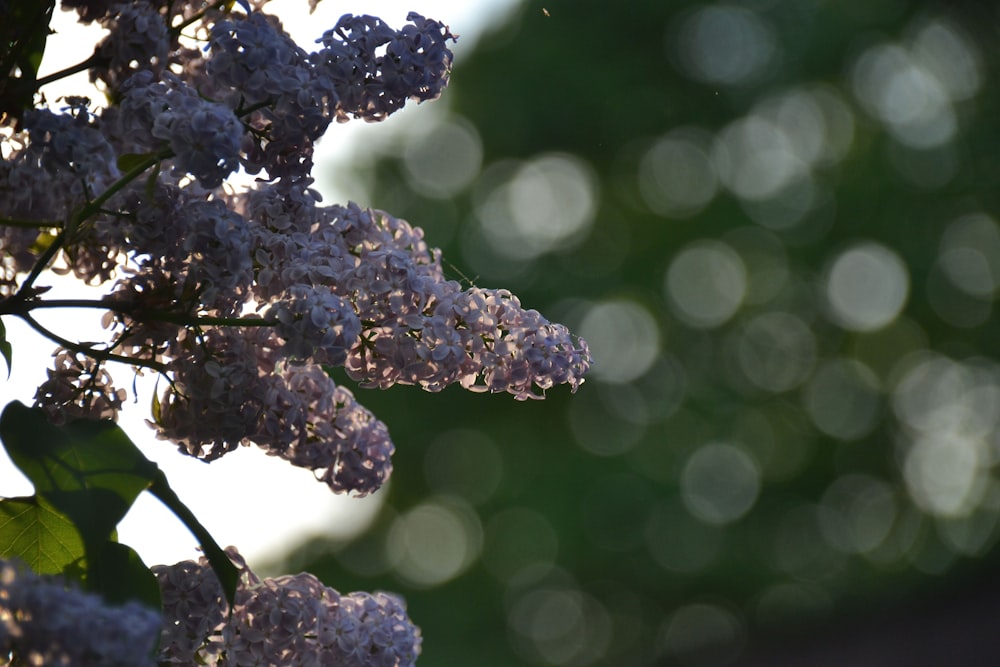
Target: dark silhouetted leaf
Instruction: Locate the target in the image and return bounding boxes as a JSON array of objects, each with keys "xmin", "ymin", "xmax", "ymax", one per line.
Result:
[
  {"xmin": 0, "ymin": 401, "xmax": 158, "ymax": 549},
  {"xmin": 0, "ymin": 318, "xmax": 11, "ymax": 379},
  {"xmin": 148, "ymin": 471, "xmax": 240, "ymax": 607},
  {"xmin": 89, "ymin": 540, "xmax": 161, "ymax": 609}
]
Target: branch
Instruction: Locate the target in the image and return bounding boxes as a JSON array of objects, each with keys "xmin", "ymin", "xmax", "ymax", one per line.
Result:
[
  {"xmin": 0, "ymin": 295, "xmax": 277, "ymax": 332},
  {"xmin": 18, "ymin": 311, "xmax": 167, "ymax": 373},
  {"xmin": 170, "ymin": 0, "xmax": 231, "ymax": 35},
  {"xmin": 33, "ymin": 52, "xmax": 101, "ymax": 89}
]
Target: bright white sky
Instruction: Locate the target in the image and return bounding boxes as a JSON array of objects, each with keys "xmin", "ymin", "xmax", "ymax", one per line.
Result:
[{"xmin": 0, "ymin": 0, "xmax": 518, "ymax": 569}]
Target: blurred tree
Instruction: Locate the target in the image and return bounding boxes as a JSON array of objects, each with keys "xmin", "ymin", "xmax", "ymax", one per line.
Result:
[{"xmin": 281, "ymin": 1, "xmax": 1000, "ymax": 665}]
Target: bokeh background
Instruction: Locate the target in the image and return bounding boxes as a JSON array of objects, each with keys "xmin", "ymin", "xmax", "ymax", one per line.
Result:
[{"xmin": 275, "ymin": 0, "xmax": 1000, "ymax": 665}]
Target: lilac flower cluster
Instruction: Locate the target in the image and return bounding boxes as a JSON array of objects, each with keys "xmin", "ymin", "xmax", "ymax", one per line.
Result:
[
  {"xmin": 0, "ymin": 150, "xmax": 51, "ymax": 292},
  {"xmin": 154, "ymin": 326, "xmax": 268, "ymax": 461},
  {"xmin": 315, "ymin": 12, "xmax": 457, "ymax": 122},
  {"xmin": 92, "ymin": 1, "xmax": 171, "ymax": 91},
  {"xmin": 0, "ymin": 107, "xmax": 124, "ymax": 287},
  {"xmin": 154, "ymin": 549, "xmax": 422, "ymax": 666},
  {"xmin": 0, "ymin": 2, "xmax": 594, "ymax": 664},
  {"xmin": 266, "ymin": 284, "xmax": 362, "ymax": 364},
  {"xmin": 198, "ymin": 9, "xmax": 453, "ymax": 179},
  {"xmin": 33, "ymin": 348, "xmax": 128, "ymax": 424},
  {"xmin": 2, "ymin": 5, "xmax": 588, "ymax": 497},
  {"xmin": 17, "ymin": 107, "xmax": 122, "ymax": 213},
  {"xmin": 105, "ymin": 181, "xmax": 255, "ymax": 314},
  {"xmin": 363, "ymin": 284, "xmax": 592, "ymax": 399},
  {"xmin": 42, "ymin": 168, "xmax": 586, "ymax": 496},
  {"xmin": 42, "ymin": 177, "xmax": 586, "ymax": 493},
  {"xmin": 208, "ymin": 11, "xmax": 334, "ymax": 179},
  {"xmin": 243, "ymin": 190, "xmax": 591, "ymax": 400},
  {"xmin": 0, "ymin": 559, "xmax": 161, "ymax": 666},
  {"xmin": 153, "ymin": 325, "xmax": 394, "ymax": 495},
  {"xmin": 152, "ymin": 556, "xmax": 229, "ymax": 661},
  {"xmin": 257, "ymin": 365, "xmax": 396, "ymax": 495},
  {"xmin": 116, "ymin": 70, "xmax": 244, "ymax": 188}
]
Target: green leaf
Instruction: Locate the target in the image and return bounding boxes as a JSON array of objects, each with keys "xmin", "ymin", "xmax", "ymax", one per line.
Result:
[
  {"xmin": 0, "ymin": 0, "xmax": 55, "ymax": 123},
  {"xmin": 0, "ymin": 401, "xmax": 238, "ymax": 606},
  {"xmin": 0, "ymin": 401, "xmax": 163, "ymax": 606},
  {"xmin": 0, "ymin": 495, "xmax": 85, "ymax": 577},
  {"xmin": 0, "ymin": 318, "xmax": 11, "ymax": 379},
  {"xmin": 150, "ymin": 388, "xmax": 161, "ymax": 426},
  {"xmin": 29, "ymin": 229, "xmax": 59, "ymax": 257},
  {"xmin": 0, "ymin": 498, "xmax": 160, "ymax": 609},
  {"xmin": 0, "ymin": 402, "xmax": 159, "ymax": 548},
  {"xmin": 148, "ymin": 472, "xmax": 240, "ymax": 607},
  {"xmin": 89, "ymin": 540, "xmax": 161, "ymax": 609}
]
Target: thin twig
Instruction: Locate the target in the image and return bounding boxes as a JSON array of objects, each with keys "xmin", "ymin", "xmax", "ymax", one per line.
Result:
[
  {"xmin": 0, "ymin": 296, "xmax": 276, "ymax": 330},
  {"xmin": 34, "ymin": 53, "xmax": 101, "ymax": 89},
  {"xmin": 18, "ymin": 311, "xmax": 168, "ymax": 373}
]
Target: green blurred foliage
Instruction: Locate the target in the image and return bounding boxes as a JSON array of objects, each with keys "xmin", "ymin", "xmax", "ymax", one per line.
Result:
[{"xmin": 280, "ymin": 1, "xmax": 1000, "ymax": 664}]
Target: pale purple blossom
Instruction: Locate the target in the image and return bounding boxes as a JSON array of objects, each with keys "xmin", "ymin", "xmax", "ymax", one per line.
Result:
[
  {"xmin": 315, "ymin": 13, "xmax": 456, "ymax": 123},
  {"xmin": 21, "ymin": 107, "xmax": 119, "ymax": 183},
  {"xmin": 155, "ymin": 327, "xmax": 269, "ymax": 460},
  {"xmin": 0, "ymin": 559, "xmax": 161, "ymax": 666},
  {"xmin": 0, "ymin": 6, "xmax": 596, "ymax": 665},
  {"xmin": 0, "ymin": 149, "xmax": 53, "ymax": 291},
  {"xmin": 344, "ymin": 283, "xmax": 591, "ymax": 399},
  {"xmin": 116, "ymin": 71, "xmax": 243, "ymax": 188},
  {"xmin": 4, "ymin": 108, "xmax": 128, "ymax": 285},
  {"xmin": 324, "ymin": 592, "xmax": 422, "ymax": 667},
  {"xmin": 153, "ymin": 326, "xmax": 394, "ymax": 495},
  {"xmin": 33, "ymin": 348, "xmax": 128, "ymax": 424},
  {"xmin": 266, "ymin": 284, "xmax": 361, "ymax": 364},
  {"xmin": 236, "ymin": 187, "xmax": 592, "ymax": 399},
  {"xmin": 255, "ymin": 363, "xmax": 394, "ymax": 496},
  {"xmin": 153, "ymin": 557, "xmax": 229, "ymax": 663},
  {"xmin": 208, "ymin": 12, "xmax": 309, "ymax": 107},
  {"xmin": 153, "ymin": 549, "xmax": 421, "ymax": 666},
  {"xmin": 92, "ymin": 2, "xmax": 171, "ymax": 92},
  {"xmin": 104, "ymin": 181, "xmax": 254, "ymax": 315},
  {"xmin": 2, "ymin": 2, "xmax": 590, "ymax": 501},
  {"xmin": 154, "ymin": 99, "xmax": 244, "ymax": 189},
  {"xmin": 20, "ymin": 107, "xmax": 122, "ymax": 211},
  {"xmin": 208, "ymin": 11, "xmax": 336, "ymax": 179}
]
